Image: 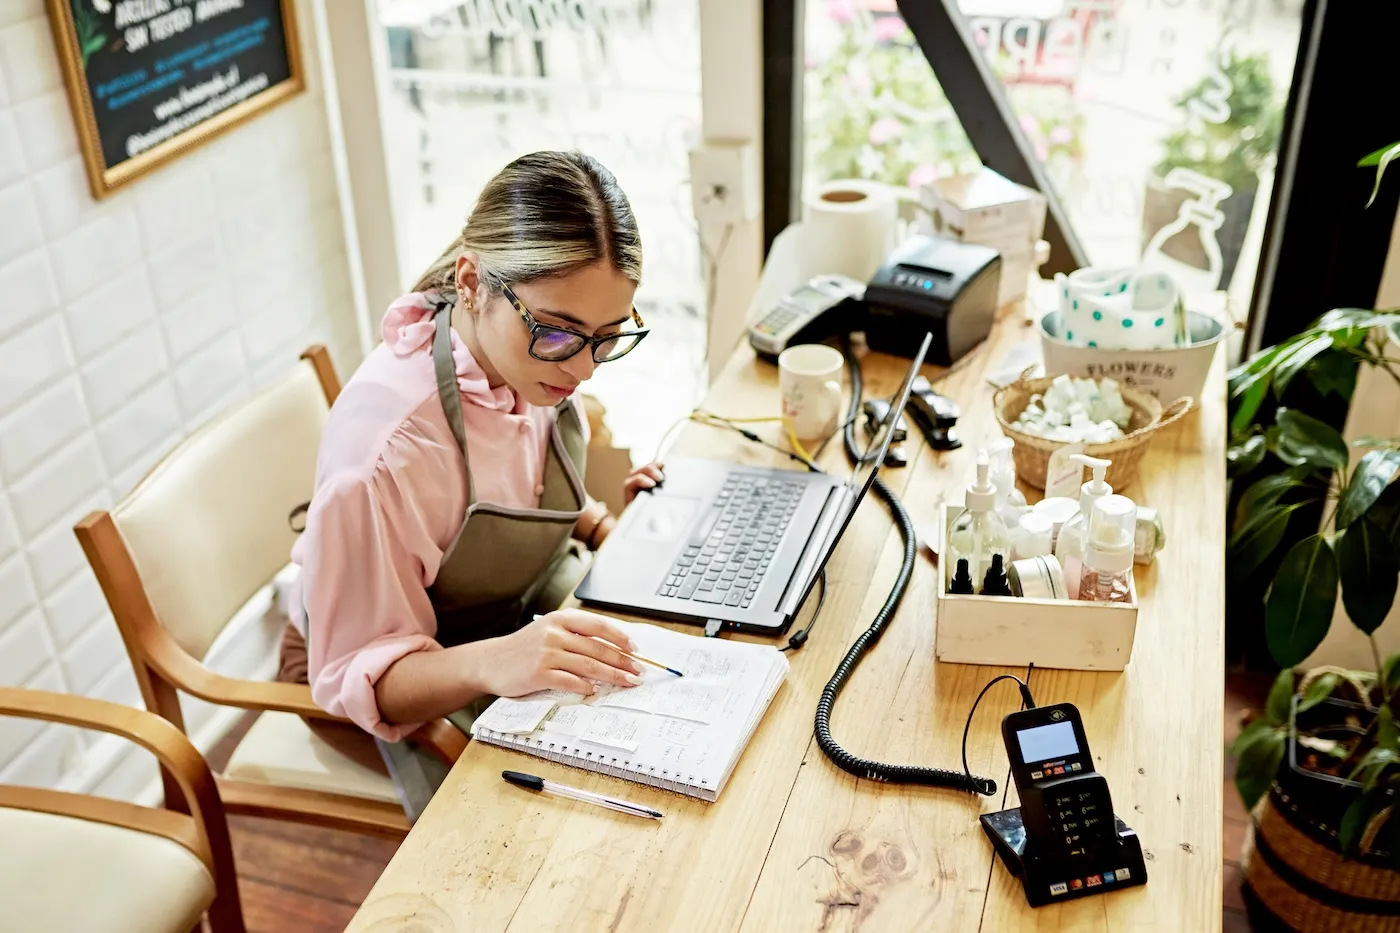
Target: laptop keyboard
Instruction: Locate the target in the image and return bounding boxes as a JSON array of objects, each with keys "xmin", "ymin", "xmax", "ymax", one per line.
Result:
[{"xmin": 657, "ymin": 474, "xmax": 805, "ymax": 607}]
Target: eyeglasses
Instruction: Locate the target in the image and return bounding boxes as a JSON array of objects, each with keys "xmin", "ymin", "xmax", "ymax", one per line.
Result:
[{"xmin": 502, "ymin": 284, "xmax": 649, "ymax": 364}]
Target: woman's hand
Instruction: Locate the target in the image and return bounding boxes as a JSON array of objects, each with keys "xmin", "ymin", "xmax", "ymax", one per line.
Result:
[
  {"xmin": 623, "ymin": 462, "xmax": 665, "ymax": 505},
  {"xmin": 477, "ymin": 609, "xmax": 643, "ymax": 697}
]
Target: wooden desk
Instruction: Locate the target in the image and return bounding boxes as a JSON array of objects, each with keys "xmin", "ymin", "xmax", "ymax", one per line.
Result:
[{"xmin": 345, "ymin": 306, "xmax": 1225, "ymax": 933}]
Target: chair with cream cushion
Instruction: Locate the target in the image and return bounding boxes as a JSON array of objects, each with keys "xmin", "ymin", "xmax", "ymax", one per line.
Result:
[
  {"xmin": 0, "ymin": 686, "xmax": 244, "ymax": 933},
  {"xmin": 74, "ymin": 347, "xmax": 464, "ymax": 838}
]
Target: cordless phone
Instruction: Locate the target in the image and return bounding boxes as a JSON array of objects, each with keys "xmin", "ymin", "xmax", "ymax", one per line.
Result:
[{"xmin": 981, "ymin": 702, "xmax": 1147, "ymax": 907}]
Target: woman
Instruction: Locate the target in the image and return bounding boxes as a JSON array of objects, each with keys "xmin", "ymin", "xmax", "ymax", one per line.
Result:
[{"xmin": 278, "ymin": 151, "xmax": 665, "ymax": 816}]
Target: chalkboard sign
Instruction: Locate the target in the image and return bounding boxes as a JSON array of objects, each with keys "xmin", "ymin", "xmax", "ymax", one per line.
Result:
[{"xmin": 47, "ymin": 0, "xmax": 304, "ymax": 198}]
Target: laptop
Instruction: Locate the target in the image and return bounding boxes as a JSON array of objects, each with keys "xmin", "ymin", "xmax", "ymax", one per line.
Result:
[{"xmin": 575, "ymin": 333, "xmax": 932, "ymax": 634}]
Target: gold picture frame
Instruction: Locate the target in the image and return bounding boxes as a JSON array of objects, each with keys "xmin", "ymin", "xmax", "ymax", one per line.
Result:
[{"xmin": 46, "ymin": 0, "xmax": 305, "ymax": 200}]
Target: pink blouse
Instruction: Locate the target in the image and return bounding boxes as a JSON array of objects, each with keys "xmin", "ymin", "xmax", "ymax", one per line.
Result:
[{"xmin": 291, "ymin": 292, "xmax": 585, "ymax": 740}]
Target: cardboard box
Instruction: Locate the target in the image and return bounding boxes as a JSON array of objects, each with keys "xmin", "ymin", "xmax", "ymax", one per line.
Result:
[
  {"xmin": 935, "ymin": 505, "xmax": 1139, "ymax": 671},
  {"xmin": 579, "ymin": 394, "xmax": 633, "ymax": 517},
  {"xmin": 921, "ymin": 168, "xmax": 1048, "ymax": 245}
]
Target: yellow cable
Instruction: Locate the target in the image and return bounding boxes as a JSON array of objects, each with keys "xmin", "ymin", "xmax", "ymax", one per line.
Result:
[{"xmin": 690, "ymin": 411, "xmax": 817, "ymax": 467}]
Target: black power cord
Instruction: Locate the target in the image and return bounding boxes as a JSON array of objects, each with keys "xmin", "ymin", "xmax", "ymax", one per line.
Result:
[
  {"xmin": 780, "ymin": 568, "xmax": 825, "ymax": 652},
  {"xmin": 811, "ymin": 337, "xmax": 999, "ymax": 796}
]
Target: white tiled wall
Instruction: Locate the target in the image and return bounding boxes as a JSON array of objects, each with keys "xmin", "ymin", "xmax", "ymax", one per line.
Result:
[{"xmin": 0, "ymin": 0, "xmax": 362, "ymax": 792}]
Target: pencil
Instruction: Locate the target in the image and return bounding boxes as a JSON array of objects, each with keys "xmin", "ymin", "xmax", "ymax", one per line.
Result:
[
  {"xmin": 536, "ymin": 617, "xmax": 685, "ymax": 677},
  {"xmin": 621, "ymin": 649, "xmax": 684, "ymax": 678}
]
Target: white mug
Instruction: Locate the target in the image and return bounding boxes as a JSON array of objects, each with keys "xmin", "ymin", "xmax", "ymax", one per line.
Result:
[{"xmin": 779, "ymin": 344, "xmax": 844, "ymax": 440}]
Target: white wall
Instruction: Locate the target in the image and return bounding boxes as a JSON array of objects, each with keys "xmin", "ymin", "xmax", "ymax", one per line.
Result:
[
  {"xmin": 1305, "ymin": 203, "xmax": 1400, "ymax": 674},
  {"xmin": 0, "ymin": 0, "xmax": 361, "ymax": 794}
]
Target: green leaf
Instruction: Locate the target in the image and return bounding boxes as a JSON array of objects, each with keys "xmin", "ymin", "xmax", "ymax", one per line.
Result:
[
  {"xmin": 83, "ymin": 34, "xmax": 105, "ymax": 56},
  {"xmin": 1363, "ymin": 142, "xmax": 1400, "ymax": 209},
  {"xmin": 1234, "ymin": 467, "xmax": 1317, "ymax": 530},
  {"xmin": 1384, "ymin": 653, "xmax": 1400, "ymax": 693},
  {"xmin": 1276, "ymin": 408, "xmax": 1350, "ymax": 473},
  {"xmin": 1354, "ymin": 437, "xmax": 1400, "ymax": 451},
  {"xmin": 1228, "ymin": 434, "xmax": 1267, "ymax": 478},
  {"xmin": 1266, "ymin": 668, "xmax": 1296, "ymax": 724},
  {"xmin": 1235, "ymin": 728, "xmax": 1286, "ymax": 810},
  {"xmin": 1367, "ymin": 481, "xmax": 1400, "ymax": 549},
  {"xmin": 1338, "ymin": 450, "xmax": 1400, "ymax": 528},
  {"xmin": 1229, "ymin": 503, "xmax": 1305, "ymax": 576},
  {"xmin": 1341, "ymin": 794, "xmax": 1371, "ymax": 855},
  {"xmin": 1349, "ymin": 746, "xmax": 1399, "ymax": 785},
  {"xmin": 1298, "ymin": 672, "xmax": 1342, "ymax": 713},
  {"xmin": 1306, "ymin": 349, "xmax": 1359, "ymax": 400},
  {"xmin": 1315, "ymin": 308, "xmax": 1396, "ymax": 332},
  {"xmin": 1273, "ymin": 335, "xmax": 1337, "ymax": 396},
  {"xmin": 1360, "ymin": 143, "xmax": 1400, "ymax": 167},
  {"xmin": 1390, "ymin": 319, "xmax": 1400, "ymax": 350},
  {"xmin": 1339, "ymin": 518, "xmax": 1400, "ymax": 635},
  {"xmin": 1379, "ymin": 706, "xmax": 1398, "ymax": 750},
  {"xmin": 1231, "ymin": 719, "xmax": 1282, "ymax": 758},
  {"xmin": 1266, "ymin": 535, "xmax": 1340, "ymax": 667},
  {"xmin": 1231, "ymin": 376, "xmax": 1271, "ymax": 436}
]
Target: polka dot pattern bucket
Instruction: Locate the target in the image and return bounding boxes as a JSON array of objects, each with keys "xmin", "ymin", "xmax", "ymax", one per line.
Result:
[
  {"xmin": 1039, "ymin": 308, "xmax": 1226, "ymax": 405},
  {"xmin": 1054, "ymin": 268, "xmax": 1183, "ymax": 352}
]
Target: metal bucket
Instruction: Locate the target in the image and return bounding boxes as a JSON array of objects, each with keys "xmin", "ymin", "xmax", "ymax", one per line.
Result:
[{"xmin": 1039, "ymin": 309, "xmax": 1225, "ymax": 403}]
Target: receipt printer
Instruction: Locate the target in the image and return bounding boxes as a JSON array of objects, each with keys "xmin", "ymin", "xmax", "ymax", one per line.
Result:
[{"xmin": 864, "ymin": 235, "xmax": 1001, "ymax": 367}]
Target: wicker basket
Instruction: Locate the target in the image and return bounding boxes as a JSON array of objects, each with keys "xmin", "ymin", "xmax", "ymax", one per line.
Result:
[{"xmin": 992, "ymin": 372, "xmax": 1192, "ymax": 491}]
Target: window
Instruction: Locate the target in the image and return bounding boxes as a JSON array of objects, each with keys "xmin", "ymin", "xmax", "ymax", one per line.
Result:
[{"xmin": 803, "ymin": 0, "xmax": 1305, "ymax": 311}]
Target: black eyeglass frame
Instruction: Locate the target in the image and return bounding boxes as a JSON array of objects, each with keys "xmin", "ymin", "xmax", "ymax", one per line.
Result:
[{"xmin": 501, "ymin": 284, "xmax": 649, "ymax": 364}]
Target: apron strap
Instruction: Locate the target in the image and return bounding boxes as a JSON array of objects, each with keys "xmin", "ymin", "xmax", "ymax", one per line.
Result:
[{"xmin": 432, "ymin": 298, "xmax": 477, "ymax": 505}]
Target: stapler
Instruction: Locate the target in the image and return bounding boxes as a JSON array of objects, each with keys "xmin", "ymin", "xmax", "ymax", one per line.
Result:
[
  {"xmin": 862, "ymin": 399, "xmax": 909, "ymax": 467},
  {"xmin": 906, "ymin": 376, "xmax": 962, "ymax": 451}
]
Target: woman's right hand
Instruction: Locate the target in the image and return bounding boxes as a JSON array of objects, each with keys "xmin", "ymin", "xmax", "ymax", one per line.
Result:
[{"xmin": 478, "ymin": 609, "xmax": 644, "ymax": 697}]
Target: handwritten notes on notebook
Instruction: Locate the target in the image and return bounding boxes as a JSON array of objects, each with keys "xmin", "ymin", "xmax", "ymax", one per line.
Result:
[{"xmin": 469, "ymin": 619, "xmax": 790, "ymax": 801}]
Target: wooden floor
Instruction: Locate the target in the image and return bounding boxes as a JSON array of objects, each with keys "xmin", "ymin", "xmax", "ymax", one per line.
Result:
[{"xmin": 212, "ymin": 673, "xmax": 1270, "ymax": 932}]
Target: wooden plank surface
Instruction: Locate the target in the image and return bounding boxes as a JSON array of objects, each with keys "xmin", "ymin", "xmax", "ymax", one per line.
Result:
[{"xmin": 345, "ymin": 304, "xmax": 1225, "ymax": 933}]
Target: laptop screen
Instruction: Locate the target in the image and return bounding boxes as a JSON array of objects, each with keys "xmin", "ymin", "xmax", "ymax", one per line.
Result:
[{"xmin": 790, "ymin": 332, "xmax": 933, "ymax": 607}]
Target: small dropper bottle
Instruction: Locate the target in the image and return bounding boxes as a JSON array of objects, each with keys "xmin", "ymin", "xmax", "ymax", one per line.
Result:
[
  {"xmin": 945, "ymin": 451, "xmax": 1011, "ymax": 594},
  {"xmin": 1080, "ymin": 494, "xmax": 1136, "ymax": 604}
]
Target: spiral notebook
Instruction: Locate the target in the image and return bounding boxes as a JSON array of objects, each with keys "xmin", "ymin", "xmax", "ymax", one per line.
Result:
[{"xmin": 469, "ymin": 620, "xmax": 789, "ymax": 802}]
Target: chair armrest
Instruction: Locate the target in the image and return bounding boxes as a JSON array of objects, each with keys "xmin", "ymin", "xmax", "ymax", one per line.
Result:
[
  {"xmin": 0, "ymin": 687, "xmax": 229, "ymax": 868},
  {"xmin": 408, "ymin": 718, "xmax": 468, "ymax": 766}
]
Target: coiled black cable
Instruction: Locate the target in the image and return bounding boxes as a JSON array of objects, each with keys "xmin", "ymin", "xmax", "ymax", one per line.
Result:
[{"xmin": 812, "ymin": 338, "xmax": 997, "ymax": 796}]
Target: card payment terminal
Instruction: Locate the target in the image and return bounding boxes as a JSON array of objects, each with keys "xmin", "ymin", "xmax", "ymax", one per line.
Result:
[{"xmin": 980, "ymin": 702, "xmax": 1148, "ymax": 907}]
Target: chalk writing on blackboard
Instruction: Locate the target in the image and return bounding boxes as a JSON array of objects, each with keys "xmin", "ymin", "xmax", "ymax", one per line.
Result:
[{"xmin": 48, "ymin": 0, "xmax": 304, "ymax": 197}]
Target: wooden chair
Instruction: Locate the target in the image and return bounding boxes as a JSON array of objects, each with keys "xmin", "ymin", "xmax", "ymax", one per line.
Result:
[
  {"xmin": 74, "ymin": 347, "xmax": 465, "ymax": 839},
  {"xmin": 0, "ymin": 686, "xmax": 245, "ymax": 933}
]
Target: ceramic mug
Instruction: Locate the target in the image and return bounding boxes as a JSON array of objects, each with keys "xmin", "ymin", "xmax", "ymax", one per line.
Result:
[{"xmin": 779, "ymin": 344, "xmax": 843, "ymax": 440}]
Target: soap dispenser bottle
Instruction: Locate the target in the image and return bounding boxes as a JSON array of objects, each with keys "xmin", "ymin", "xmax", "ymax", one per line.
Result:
[
  {"xmin": 1080, "ymin": 494, "xmax": 1136, "ymax": 603},
  {"xmin": 946, "ymin": 451, "xmax": 1011, "ymax": 594},
  {"xmin": 988, "ymin": 438, "xmax": 1029, "ymax": 528},
  {"xmin": 1055, "ymin": 453, "xmax": 1113, "ymax": 599}
]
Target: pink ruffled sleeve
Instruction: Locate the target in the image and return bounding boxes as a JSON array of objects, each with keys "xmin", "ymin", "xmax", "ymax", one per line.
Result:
[{"xmin": 301, "ymin": 470, "xmax": 443, "ymax": 742}]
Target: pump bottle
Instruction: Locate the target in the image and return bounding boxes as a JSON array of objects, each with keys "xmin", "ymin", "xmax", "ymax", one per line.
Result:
[
  {"xmin": 946, "ymin": 451, "xmax": 1011, "ymax": 594},
  {"xmin": 1080, "ymin": 494, "xmax": 1136, "ymax": 603},
  {"xmin": 987, "ymin": 438, "xmax": 1029, "ymax": 528},
  {"xmin": 1054, "ymin": 453, "xmax": 1112, "ymax": 599}
]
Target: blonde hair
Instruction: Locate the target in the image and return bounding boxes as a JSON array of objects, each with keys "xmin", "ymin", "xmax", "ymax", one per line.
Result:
[{"xmin": 412, "ymin": 151, "xmax": 642, "ymax": 296}]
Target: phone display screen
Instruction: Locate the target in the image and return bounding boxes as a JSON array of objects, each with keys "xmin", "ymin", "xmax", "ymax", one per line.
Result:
[{"xmin": 1016, "ymin": 721, "xmax": 1080, "ymax": 763}]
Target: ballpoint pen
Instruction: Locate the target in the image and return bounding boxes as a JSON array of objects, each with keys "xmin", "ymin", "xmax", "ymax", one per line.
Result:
[{"xmin": 502, "ymin": 770, "xmax": 664, "ymax": 820}]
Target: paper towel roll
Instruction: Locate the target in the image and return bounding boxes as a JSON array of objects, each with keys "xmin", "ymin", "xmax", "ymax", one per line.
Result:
[{"xmin": 801, "ymin": 179, "xmax": 898, "ymax": 283}]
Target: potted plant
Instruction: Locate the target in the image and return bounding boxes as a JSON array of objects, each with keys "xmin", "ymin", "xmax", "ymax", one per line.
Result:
[
  {"xmin": 1142, "ymin": 50, "xmax": 1283, "ymax": 290},
  {"xmin": 803, "ymin": 8, "xmax": 1082, "ymax": 192},
  {"xmin": 1228, "ymin": 308, "xmax": 1400, "ymax": 927}
]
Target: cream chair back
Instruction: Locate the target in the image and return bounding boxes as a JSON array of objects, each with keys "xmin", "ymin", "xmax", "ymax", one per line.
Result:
[{"xmin": 111, "ymin": 362, "xmax": 328, "ymax": 660}]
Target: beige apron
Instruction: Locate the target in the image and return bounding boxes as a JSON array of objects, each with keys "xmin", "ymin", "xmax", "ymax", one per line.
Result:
[{"xmin": 375, "ymin": 297, "xmax": 592, "ymax": 818}]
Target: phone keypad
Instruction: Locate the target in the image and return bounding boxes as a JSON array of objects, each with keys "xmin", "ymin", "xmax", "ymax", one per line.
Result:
[{"xmin": 753, "ymin": 306, "xmax": 801, "ymax": 336}]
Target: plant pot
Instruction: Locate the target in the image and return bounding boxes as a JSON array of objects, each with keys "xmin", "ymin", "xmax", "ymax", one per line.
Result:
[
  {"xmin": 1241, "ymin": 697, "xmax": 1400, "ymax": 931},
  {"xmin": 1140, "ymin": 175, "xmax": 1256, "ymax": 291}
]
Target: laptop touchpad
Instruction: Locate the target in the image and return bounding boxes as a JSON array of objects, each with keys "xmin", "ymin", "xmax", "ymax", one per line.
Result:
[{"xmin": 624, "ymin": 496, "xmax": 700, "ymax": 542}]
